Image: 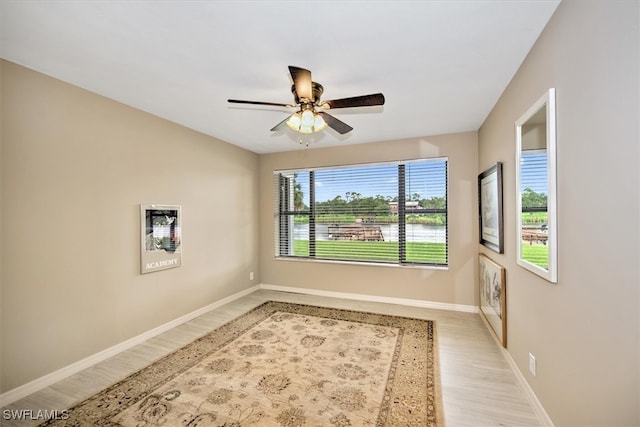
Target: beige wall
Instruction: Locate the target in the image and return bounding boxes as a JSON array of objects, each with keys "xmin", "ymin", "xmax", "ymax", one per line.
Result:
[
  {"xmin": 478, "ymin": 1, "xmax": 639, "ymax": 425},
  {"xmin": 0, "ymin": 61, "xmax": 260, "ymax": 392},
  {"xmin": 259, "ymin": 132, "xmax": 479, "ymax": 305},
  {"xmin": 2, "ymin": 2, "xmax": 638, "ymax": 424}
]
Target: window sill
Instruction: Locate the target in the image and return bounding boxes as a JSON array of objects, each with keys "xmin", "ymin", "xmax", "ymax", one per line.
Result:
[{"xmin": 274, "ymin": 256, "xmax": 448, "ymax": 271}]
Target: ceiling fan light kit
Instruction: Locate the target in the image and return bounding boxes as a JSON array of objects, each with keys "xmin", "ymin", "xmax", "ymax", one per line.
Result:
[
  {"xmin": 228, "ymin": 66, "xmax": 384, "ymax": 136},
  {"xmin": 286, "ymin": 107, "xmax": 327, "ymax": 134}
]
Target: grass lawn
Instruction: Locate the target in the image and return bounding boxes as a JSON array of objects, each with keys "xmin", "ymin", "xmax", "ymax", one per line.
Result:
[
  {"xmin": 521, "ymin": 243, "xmax": 549, "ymax": 268},
  {"xmin": 290, "ymin": 239, "xmax": 543, "ymax": 269},
  {"xmin": 293, "ymin": 240, "xmax": 447, "ymax": 264}
]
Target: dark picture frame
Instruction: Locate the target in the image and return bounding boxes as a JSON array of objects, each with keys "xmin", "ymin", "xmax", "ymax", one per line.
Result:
[
  {"xmin": 479, "ymin": 253, "xmax": 507, "ymax": 347},
  {"xmin": 478, "ymin": 162, "xmax": 504, "ymax": 253}
]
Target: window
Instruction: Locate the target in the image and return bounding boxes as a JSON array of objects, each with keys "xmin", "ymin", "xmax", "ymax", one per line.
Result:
[
  {"xmin": 515, "ymin": 88, "xmax": 557, "ymax": 282},
  {"xmin": 520, "ymin": 150, "xmax": 549, "ymax": 268},
  {"xmin": 274, "ymin": 158, "xmax": 448, "ymax": 266}
]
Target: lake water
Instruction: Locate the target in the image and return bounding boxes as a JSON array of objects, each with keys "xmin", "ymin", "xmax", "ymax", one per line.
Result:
[{"xmin": 293, "ymin": 223, "xmax": 447, "ymax": 243}]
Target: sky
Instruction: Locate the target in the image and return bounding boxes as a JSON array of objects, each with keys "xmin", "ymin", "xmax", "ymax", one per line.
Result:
[
  {"xmin": 288, "ymin": 153, "xmax": 545, "ymax": 207},
  {"xmin": 521, "ymin": 152, "xmax": 548, "ymax": 194},
  {"xmin": 292, "ymin": 160, "xmax": 447, "ymax": 204}
]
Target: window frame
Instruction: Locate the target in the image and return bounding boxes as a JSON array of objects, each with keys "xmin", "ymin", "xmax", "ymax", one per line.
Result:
[{"xmin": 274, "ymin": 158, "xmax": 448, "ymax": 268}]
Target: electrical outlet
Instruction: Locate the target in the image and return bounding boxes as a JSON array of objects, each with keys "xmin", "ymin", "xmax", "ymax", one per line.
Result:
[
  {"xmin": 528, "ymin": 353, "xmax": 537, "ymax": 376},
  {"xmin": 249, "ymin": 272, "xmax": 254, "ymax": 281}
]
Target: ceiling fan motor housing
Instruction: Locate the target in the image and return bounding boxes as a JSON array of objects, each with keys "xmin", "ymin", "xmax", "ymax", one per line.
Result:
[{"xmin": 291, "ymin": 82, "xmax": 324, "ymax": 105}]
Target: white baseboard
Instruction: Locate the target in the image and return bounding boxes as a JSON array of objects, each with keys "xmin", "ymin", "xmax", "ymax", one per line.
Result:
[
  {"xmin": 0, "ymin": 285, "xmax": 261, "ymax": 408},
  {"xmin": 478, "ymin": 312, "xmax": 554, "ymax": 427},
  {"xmin": 259, "ymin": 283, "xmax": 478, "ymax": 313},
  {"xmin": 501, "ymin": 349, "xmax": 555, "ymax": 427}
]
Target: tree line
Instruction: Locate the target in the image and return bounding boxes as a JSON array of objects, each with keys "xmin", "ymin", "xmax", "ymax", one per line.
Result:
[
  {"xmin": 522, "ymin": 188, "xmax": 547, "ymax": 208},
  {"xmin": 294, "ymin": 183, "xmax": 445, "ymax": 216}
]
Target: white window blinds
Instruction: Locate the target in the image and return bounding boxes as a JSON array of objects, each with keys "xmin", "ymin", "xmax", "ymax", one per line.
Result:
[{"xmin": 274, "ymin": 158, "xmax": 448, "ymax": 266}]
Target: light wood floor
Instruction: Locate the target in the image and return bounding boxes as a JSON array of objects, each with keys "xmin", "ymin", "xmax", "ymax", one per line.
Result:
[{"xmin": 1, "ymin": 289, "xmax": 541, "ymax": 426}]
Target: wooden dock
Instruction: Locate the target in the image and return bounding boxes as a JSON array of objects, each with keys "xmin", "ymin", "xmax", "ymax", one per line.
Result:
[
  {"xmin": 328, "ymin": 225, "xmax": 385, "ymax": 241},
  {"xmin": 522, "ymin": 226, "xmax": 548, "ymax": 245}
]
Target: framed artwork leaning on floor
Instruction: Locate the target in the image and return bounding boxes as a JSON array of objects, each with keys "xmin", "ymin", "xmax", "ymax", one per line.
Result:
[{"xmin": 479, "ymin": 253, "xmax": 506, "ymax": 347}]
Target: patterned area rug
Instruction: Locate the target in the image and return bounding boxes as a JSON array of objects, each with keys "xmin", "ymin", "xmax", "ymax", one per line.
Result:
[{"xmin": 42, "ymin": 301, "xmax": 442, "ymax": 426}]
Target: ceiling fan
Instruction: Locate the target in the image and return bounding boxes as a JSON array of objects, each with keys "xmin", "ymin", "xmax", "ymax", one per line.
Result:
[{"xmin": 228, "ymin": 66, "xmax": 385, "ymax": 135}]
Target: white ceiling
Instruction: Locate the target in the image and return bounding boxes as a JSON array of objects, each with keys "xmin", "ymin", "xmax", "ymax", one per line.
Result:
[{"xmin": 0, "ymin": 1, "xmax": 560, "ymax": 154}]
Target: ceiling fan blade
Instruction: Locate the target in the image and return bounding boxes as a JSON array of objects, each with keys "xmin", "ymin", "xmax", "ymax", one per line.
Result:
[
  {"xmin": 228, "ymin": 99, "xmax": 291, "ymax": 108},
  {"xmin": 322, "ymin": 93, "xmax": 385, "ymax": 109},
  {"xmin": 318, "ymin": 112, "xmax": 353, "ymax": 134},
  {"xmin": 270, "ymin": 115, "xmax": 292, "ymax": 131},
  {"xmin": 289, "ymin": 66, "xmax": 313, "ymax": 102}
]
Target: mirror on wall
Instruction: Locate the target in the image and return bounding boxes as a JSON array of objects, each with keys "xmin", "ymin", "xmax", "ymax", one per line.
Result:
[{"xmin": 515, "ymin": 88, "xmax": 557, "ymax": 283}]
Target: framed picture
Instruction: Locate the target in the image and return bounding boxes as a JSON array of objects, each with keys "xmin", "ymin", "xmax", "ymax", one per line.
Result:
[
  {"xmin": 478, "ymin": 162, "xmax": 504, "ymax": 253},
  {"xmin": 140, "ymin": 204, "xmax": 182, "ymax": 274},
  {"xmin": 479, "ymin": 253, "xmax": 506, "ymax": 347}
]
